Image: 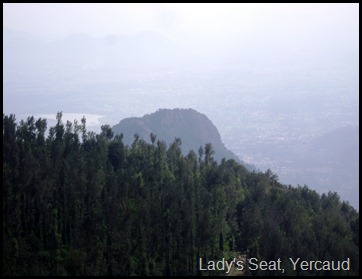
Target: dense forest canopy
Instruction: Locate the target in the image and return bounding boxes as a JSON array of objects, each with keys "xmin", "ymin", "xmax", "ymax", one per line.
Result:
[{"xmin": 3, "ymin": 113, "xmax": 359, "ymax": 276}]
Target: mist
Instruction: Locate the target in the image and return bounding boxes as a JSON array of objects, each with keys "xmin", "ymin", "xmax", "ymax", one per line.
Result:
[{"xmin": 3, "ymin": 3, "xmax": 359, "ymax": 208}]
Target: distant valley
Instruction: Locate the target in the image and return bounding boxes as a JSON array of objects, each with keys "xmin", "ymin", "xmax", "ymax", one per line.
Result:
[{"xmin": 3, "ymin": 27, "xmax": 359, "ymax": 209}]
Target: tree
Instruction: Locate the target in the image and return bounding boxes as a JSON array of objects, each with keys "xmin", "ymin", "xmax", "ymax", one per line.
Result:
[{"xmin": 3, "ymin": 113, "xmax": 359, "ymax": 276}]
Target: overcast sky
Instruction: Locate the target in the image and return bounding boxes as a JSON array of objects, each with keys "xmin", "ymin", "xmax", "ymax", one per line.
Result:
[{"xmin": 3, "ymin": 3, "xmax": 359, "ymax": 47}]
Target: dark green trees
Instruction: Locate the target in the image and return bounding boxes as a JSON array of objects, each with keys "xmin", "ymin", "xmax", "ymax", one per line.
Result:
[{"xmin": 3, "ymin": 113, "xmax": 359, "ymax": 276}]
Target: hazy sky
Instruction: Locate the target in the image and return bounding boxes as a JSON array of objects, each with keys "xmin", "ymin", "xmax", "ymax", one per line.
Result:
[
  {"xmin": 3, "ymin": 4, "xmax": 359, "ymax": 208},
  {"xmin": 3, "ymin": 3, "xmax": 359, "ymax": 47}
]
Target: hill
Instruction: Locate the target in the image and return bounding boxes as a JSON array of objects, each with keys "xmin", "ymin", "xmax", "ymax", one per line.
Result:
[
  {"xmin": 3, "ymin": 113, "xmax": 359, "ymax": 276},
  {"xmin": 112, "ymin": 108, "xmax": 254, "ymax": 169},
  {"xmin": 309, "ymin": 125, "xmax": 359, "ymax": 208},
  {"xmin": 280, "ymin": 125, "xmax": 359, "ymax": 209}
]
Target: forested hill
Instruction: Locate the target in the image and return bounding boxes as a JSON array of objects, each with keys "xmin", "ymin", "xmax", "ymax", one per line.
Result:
[
  {"xmin": 112, "ymin": 108, "xmax": 255, "ymax": 170},
  {"xmin": 3, "ymin": 113, "xmax": 359, "ymax": 276}
]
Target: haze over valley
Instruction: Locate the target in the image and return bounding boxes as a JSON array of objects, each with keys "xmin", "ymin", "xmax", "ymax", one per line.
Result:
[{"xmin": 3, "ymin": 4, "xmax": 359, "ymax": 208}]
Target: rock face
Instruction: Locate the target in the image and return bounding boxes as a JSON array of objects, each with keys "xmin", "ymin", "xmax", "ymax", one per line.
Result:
[{"xmin": 112, "ymin": 108, "xmax": 244, "ymax": 164}]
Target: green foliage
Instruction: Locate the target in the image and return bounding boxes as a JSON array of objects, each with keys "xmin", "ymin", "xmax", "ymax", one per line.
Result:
[{"xmin": 3, "ymin": 114, "xmax": 359, "ymax": 276}]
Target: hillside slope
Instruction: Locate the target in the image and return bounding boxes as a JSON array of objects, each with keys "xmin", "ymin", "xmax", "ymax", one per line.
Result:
[
  {"xmin": 112, "ymin": 108, "xmax": 252, "ymax": 168},
  {"xmin": 3, "ymin": 113, "xmax": 359, "ymax": 276}
]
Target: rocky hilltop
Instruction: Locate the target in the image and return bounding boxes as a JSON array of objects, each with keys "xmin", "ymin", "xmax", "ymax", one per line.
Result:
[{"xmin": 112, "ymin": 108, "xmax": 252, "ymax": 168}]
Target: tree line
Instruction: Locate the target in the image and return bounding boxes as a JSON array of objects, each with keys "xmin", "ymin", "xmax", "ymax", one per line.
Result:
[{"xmin": 3, "ymin": 113, "xmax": 359, "ymax": 276}]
